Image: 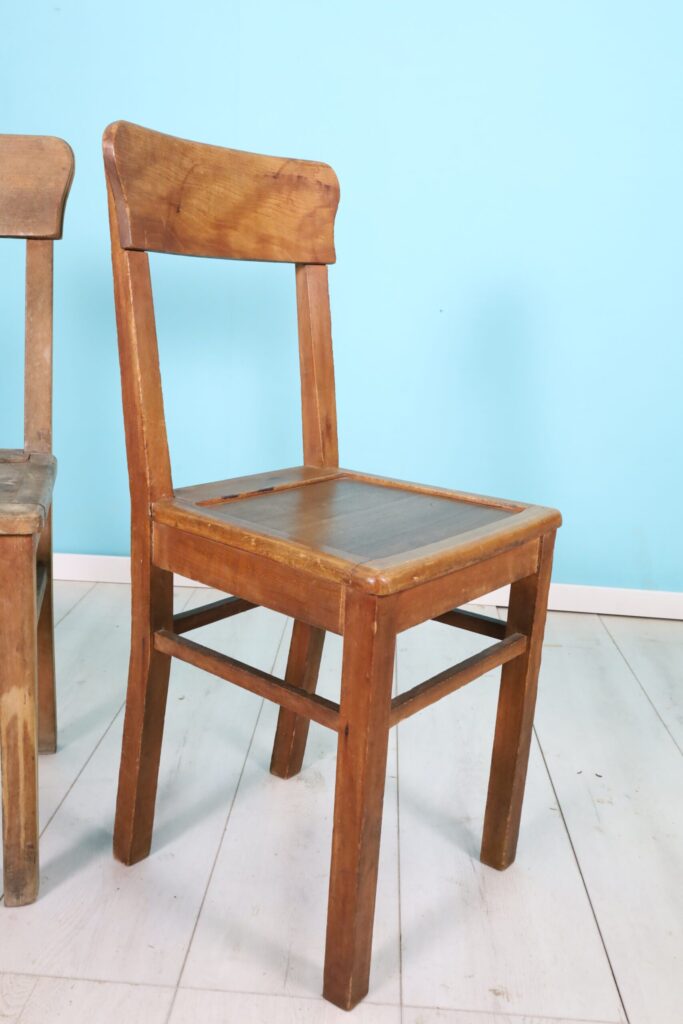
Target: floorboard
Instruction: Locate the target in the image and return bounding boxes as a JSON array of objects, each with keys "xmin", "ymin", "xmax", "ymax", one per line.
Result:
[
  {"xmin": 599, "ymin": 613, "xmax": 683, "ymax": 751},
  {"xmin": 396, "ymin": 614, "xmax": 624, "ymax": 1022},
  {"xmin": 0, "ymin": 587, "xmax": 678, "ymax": 1023},
  {"xmin": 533, "ymin": 611, "xmax": 683, "ymax": 1024},
  {"xmin": 0, "ymin": 592, "xmax": 286, "ymax": 985},
  {"xmin": 180, "ymin": 626, "xmax": 402, "ymax": 1005}
]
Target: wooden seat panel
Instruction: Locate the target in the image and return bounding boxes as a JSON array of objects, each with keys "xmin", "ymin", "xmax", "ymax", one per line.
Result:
[
  {"xmin": 154, "ymin": 468, "xmax": 559, "ymax": 593},
  {"xmin": 0, "ymin": 450, "xmax": 56, "ymax": 535}
]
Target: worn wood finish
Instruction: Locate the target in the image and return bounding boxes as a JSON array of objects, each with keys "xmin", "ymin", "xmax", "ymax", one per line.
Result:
[
  {"xmin": 0, "ymin": 135, "xmax": 73, "ymax": 905},
  {"xmin": 104, "ymin": 122, "xmax": 560, "ymax": 1006},
  {"xmin": 392, "ymin": 540, "xmax": 541, "ymax": 634},
  {"xmin": 324, "ymin": 589, "xmax": 396, "ymax": 1009},
  {"xmin": 0, "ymin": 452, "xmax": 56, "ymax": 535},
  {"xmin": 179, "ymin": 465, "xmax": 340, "ymax": 507},
  {"xmin": 114, "ymin": 551, "xmax": 173, "ymax": 867},
  {"xmin": 153, "ymin": 521, "xmax": 344, "ymax": 633},
  {"xmin": 24, "ymin": 240, "xmax": 54, "ymax": 452},
  {"xmin": 481, "ymin": 532, "xmax": 556, "ymax": 869},
  {"xmin": 270, "ymin": 621, "xmax": 326, "ymax": 778},
  {"xmin": 104, "ymin": 121, "xmax": 339, "ymax": 263},
  {"xmin": 0, "ymin": 135, "xmax": 73, "ymax": 239},
  {"xmin": 0, "ymin": 536, "xmax": 39, "ymax": 905},
  {"xmin": 296, "ymin": 264, "xmax": 339, "ymax": 467},
  {"xmin": 155, "ymin": 474, "xmax": 557, "ymax": 595}
]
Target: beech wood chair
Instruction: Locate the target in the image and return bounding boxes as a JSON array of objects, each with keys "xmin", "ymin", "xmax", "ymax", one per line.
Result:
[
  {"xmin": 0, "ymin": 135, "xmax": 74, "ymax": 906},
  {"xmin": 103, "ymin": 120, "xmax": 561, "ymax": 1010}
]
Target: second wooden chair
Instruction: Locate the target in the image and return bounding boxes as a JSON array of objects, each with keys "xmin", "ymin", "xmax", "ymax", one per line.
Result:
[{"xmin": 0, "ymin": 134, "xmax": 74, "ymax": 906}]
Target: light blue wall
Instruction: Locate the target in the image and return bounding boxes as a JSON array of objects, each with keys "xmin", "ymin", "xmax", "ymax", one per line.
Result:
[{"xmin": 1, "ymin": 2, "xmax": 680, "ymax": 590}]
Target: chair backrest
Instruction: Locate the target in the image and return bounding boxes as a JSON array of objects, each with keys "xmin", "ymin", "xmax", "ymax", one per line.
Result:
[
  {"xmin": 0, "ymin": 135, "xmax": 74, "ymax": 452},
  {"xmin": 103, "ymin": 121, "xmax": 341, "ymax": 506}
]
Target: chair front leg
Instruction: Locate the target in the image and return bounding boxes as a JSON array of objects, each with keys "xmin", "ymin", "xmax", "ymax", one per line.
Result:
[
  {"xmin": 0, "ymin": 535, "xmax": 40, "ymax": 906},
  {"xmin": 113, "ymin": 533, "xmax": 173, "ymax": 866},
  {"xmin": 37, "ymin": 512, "xmax": 57, "ymax": 754},
  {"xmin": 481, "ymin": 530, "xmax": 556, "ymax": 870},
  {"xmin": 270, "ymin": 620, "xmax": 325, "ymax": 779},
  {"xmin": 323, "ymin": 589, "xmax": 395, "ymax": 1011}
]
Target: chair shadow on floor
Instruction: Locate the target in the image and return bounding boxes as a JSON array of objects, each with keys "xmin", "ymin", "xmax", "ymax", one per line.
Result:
[
  {"xmin": 54, "ymin": 698, "xmax": 125, "ymax": 751},
  {"xmin": 39, "ymin": 824, "xmax": 112, "ymax": 898},
  {"xmin": 398, "ymin": 783, "xmax": 482, "ymax": 859}
]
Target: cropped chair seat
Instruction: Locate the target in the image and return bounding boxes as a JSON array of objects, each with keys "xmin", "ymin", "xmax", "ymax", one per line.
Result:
[{"xmin": 0, "ymin": 450, "xmax": 56, "ymax": 536}]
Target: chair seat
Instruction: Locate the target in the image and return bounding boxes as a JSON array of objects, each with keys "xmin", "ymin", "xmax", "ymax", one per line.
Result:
[
  {"xmin": 0, "ymin": 450, "xmax": 56, "ymax": 536},
  {"xmin": 153, "ymin": 466, "xmax": 560, "ymax": 595}
]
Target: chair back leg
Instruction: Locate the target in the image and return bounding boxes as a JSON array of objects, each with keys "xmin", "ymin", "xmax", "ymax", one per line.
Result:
[
  {"xmin": 113, "ymin": 539, "xmax": 173, "ymax": 866},
  {"xmin": 270, "ymin": 621, "xmax": 325, "ymax": 779}
]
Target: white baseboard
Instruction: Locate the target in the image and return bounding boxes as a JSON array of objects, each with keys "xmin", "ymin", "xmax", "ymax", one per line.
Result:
[
  {"xmin": 53, "ymin": 553, "xmax": 683, "ymax": 621},
  {"xmin": 477, "ymin": 583, "xmax": 683, "ymax": 619}
]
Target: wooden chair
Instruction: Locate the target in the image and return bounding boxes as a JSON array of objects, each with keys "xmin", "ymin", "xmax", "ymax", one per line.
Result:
[
  {"xmin": 103, "ymin": 121, "xmax": 561, "ymax": 1010},
  {"xmin": 0, "ymin": 135, "xmax": 74, "ymax": 906}
]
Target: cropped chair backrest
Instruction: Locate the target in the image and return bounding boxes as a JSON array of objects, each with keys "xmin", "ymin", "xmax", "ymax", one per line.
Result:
[
  {"xmin": 0, "ymin": 135, "xmax": 74, "ymax": 452},
  {"xmin": 104, "ymin": 120, "xmax": 339, "ymax": 263},
  {"xmin": 103, "ymin": 121, "xmax": 341, "ymax": 508}
]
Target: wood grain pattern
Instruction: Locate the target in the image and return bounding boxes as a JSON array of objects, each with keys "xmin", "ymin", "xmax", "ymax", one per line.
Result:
[
  {"xmin": 104, "ymin": 121, "xmax": 339, "ymax": 263},
  {"xmin": 0, "ymin": 135, "xmax": 73, "ymax": 239},
  {"xmin": 153, "ymin": 521, "xmax": 344, "ymax": 633},
  {"xmin": 392, "ymin": 540, "xmax": 541, "ymax": 633},
  {"xmin": 24, "ymin": 240, "xmax": 54, "ymax": 453},
  {"xmin": 104, "ymin": 122, "xmax": 560, "ymax": 1007},
  {"xmin": 324, "ymin": 589, "xmax": 397, "ymax": 1010},
  {"xmin": 0, "ymin": 535, "xmax": 39, "ymax": 906},
  {"xmin": 0, "ymin": 452, "xmax": 56, "ymax": 535},
  {"xmin": 296, "ymin": 263, "xmax": 338, "ymax": 466},
  {"xmin": 155, "ymin": 474, "xmax": 557, "ymax": 595}
]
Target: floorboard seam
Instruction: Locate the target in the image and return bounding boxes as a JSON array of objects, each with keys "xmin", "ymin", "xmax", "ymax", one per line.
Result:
[
  {"xmin": 532, "ymin": 724, "xmax": 630, "ymax": 1024},
  {"xmin": 53, "ymin": 581, "xmax": 97, "ymax": 628},
  {"xmin": 598, "ymin": 614, "xmax": 682, "ymax": 756},
  {"xmin": 402, "ymin": 1002, "xmax": 625, "ymax": 1023},
  {"xmin": 163, "ymin": 616, "xmax": 289, "ymax": 1024},
  {"xmin": 2, "ymin": 585, "xmax": 198, "ymax": 903},
  {"xmin": 11, "ymin": 972, "xmax": 41, "ymax": 1024},
  {"xmin": 38, "ymin": 584, "xmax": 197, "ymax": 841}
]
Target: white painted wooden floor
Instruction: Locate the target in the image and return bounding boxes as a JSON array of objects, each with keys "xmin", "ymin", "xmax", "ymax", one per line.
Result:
[{"xmin": 0, "ymin": 582, "xmax": 681, "ymax": 1024}]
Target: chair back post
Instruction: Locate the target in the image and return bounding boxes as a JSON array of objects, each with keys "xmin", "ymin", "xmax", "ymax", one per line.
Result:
[
  {"xmin": 296, "ymin": 263, "xmax": 339, "ymax": 467},
  {"xmin": 24, "ymin": 239, "xmax": 54, "ymax": 453},
  {"xmin": 0, "ymin": 134, "xmax": 74, "ymax": 455},
  {"xmin": 106, "ymin": 182, "xmax": 173, "ymax": 507},
  {"xmin": 102, "ymin": 121, "xmax": 341, "ymax": 482}
]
